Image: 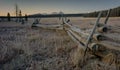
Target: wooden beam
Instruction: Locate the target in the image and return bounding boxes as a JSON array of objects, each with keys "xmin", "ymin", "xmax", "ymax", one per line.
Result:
[
  {"xmin": 84, "ymin": 11, "xmax": 102, "ymax": 57},
  {"xmin": 67, "ymin": 30, "xmax": 85, "ymax": 50},
  {"xmin": 32, "ymin": 24, "xmax": 63, "ymax": 30},
  {"xmin": 97, "ymin": 41, "xmax": 120, "ymax": 51}
]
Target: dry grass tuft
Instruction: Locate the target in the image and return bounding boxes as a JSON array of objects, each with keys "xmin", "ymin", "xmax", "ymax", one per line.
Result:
[
  {"xmin": 70, "ymin": 46, "xmax": 85, "ymax": 68},
  {"xmin": 102, "ymin": 53, "xmax": 116, "ymax": 65},
  {"xmin": 0, "ymin": 40, "xmax": 24, "ymax": 65}
]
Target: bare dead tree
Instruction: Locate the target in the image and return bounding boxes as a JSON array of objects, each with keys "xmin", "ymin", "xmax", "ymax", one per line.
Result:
[
  {"xmin": 19, "ymin": 10, "xmax": 22, "ymax": 22},
  {"xmin": 15, "ymin": 4, "xmax": 19, "ymax": 22}
]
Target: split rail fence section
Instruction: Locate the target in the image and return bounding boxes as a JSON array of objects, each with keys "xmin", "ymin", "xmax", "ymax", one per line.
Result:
[{"xmin": 31, "ymin": 9, "xmax": 120, "ymax": 60}]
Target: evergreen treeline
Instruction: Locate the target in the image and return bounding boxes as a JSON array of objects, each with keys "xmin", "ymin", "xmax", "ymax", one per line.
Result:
[{"xmin": 84, "ymin": 6, "xmax": 120, "ymax": 17}]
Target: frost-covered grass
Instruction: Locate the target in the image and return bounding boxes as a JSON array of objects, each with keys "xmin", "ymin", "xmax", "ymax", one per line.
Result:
[
  {"xmin": 0, "ymin": 24, "xmax": 77, "ymax": 70},
  {"xmin": 0, "ymin": 17, "xmax": 120, "ymax": 70}
]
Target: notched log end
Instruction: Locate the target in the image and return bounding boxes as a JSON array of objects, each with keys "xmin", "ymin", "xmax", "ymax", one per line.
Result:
[
  {"xmin": 93, "ymin": 34, "xmax": 105, "ymax": 41},
  {"xmin": 89, "ymin": 43, "xmax": 106, "ymax": 52},
  {"xmin": 97, "ymin": 26, "xmax": 108, "ymax": 33}
]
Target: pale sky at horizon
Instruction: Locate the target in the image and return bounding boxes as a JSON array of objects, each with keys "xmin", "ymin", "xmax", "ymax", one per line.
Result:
[{"xmin": 0, "ymin": 0, "xmax": 120, "ymax": 16}]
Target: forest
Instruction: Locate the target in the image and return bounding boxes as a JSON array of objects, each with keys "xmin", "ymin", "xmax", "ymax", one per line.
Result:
[{"xmin": 84, "ymin": 6, "xmax": 120, "ymax": 17}]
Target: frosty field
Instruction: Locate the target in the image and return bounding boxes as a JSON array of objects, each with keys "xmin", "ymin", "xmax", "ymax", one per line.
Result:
[{"xmin": 0, "ymin": 17, "xmax": 120, "ymax": 70}]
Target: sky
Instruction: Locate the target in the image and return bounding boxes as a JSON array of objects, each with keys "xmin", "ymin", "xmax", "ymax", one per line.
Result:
[{"xmin": 0, "ymin": 0, "xmax": 120, "ymax": 16}]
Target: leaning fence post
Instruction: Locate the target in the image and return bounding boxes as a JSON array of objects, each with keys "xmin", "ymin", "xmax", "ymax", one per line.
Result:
[
  {"xmin": 61, "ymin": 14, "xmax": 65, "ymax": 30},
  {"xmin": 84, "ymin": 11, "xmax": 102, "ymax": 57},
  {"xmin": 97, "ymin": 9, "xmax": 111, "ymax": 33},
  {"xmin": 104, "ymin": 9, "xmax": 112, "ymax": 24}
]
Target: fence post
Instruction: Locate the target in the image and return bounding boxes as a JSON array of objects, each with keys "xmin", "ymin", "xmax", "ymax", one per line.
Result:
[
  {"xmin": 104, "ymin": 9, "xmax": 112, "ymax": 24},
  {"xmin": 84, "ymin": 11, "xmax": 102, "ymax": 57}
]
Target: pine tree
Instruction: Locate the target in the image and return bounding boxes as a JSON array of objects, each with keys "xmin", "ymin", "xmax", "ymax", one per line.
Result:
[
  {"xmin": 19, "ymin": 10, "xmax": 22, "ymax": 22},
  {"xmin": 7, "ymin": 12, "xmax": 11, "ymax": 21}
]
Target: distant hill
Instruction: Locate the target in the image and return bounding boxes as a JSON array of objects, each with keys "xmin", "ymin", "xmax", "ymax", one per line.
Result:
[
  {"xmin": 0, "ymin": 6, "xmax": 120, "ymax": 18},
  {"xmin": 28, "ymin": 13, "xmax": 84, "ymax": 18},
  {"xmin": 28, "ymin": 6, "xmax": 120, "ymax": 18},
  {"xmin": 23, "ymin": 6, "xmax": 120, "ymax": 18}
]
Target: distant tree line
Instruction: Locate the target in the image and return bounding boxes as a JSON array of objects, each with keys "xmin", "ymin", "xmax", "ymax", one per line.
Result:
[
  {"xmin": 6, "ymin": 11, "xmax": 28, "ymax": 22},
  {"xmin": 84, "ymin": 6, "xmax": 120, "ymax": 17}
]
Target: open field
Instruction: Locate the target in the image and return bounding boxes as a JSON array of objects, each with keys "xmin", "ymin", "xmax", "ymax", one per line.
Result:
[{"xmin": 0, "ymin": 17, "xmax": 120, "ymax": 70}]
